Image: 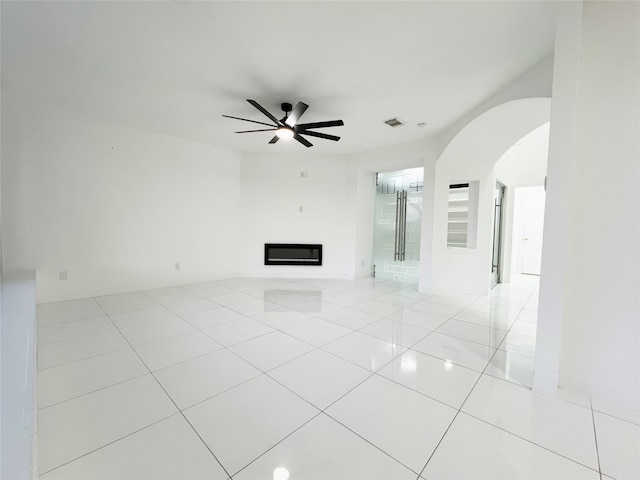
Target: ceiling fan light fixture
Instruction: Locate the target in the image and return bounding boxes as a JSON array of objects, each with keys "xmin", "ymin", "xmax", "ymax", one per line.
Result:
[
  {"xmin": 223, "ymin": 99, "xmax": 344, "ymax": 148},
  {"xmin": 276, "ymin": 127, "xmax": 294, "ymax": 140}
]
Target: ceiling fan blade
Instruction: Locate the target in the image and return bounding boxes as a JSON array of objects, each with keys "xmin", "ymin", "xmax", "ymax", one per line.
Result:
[
  {"xmin": 235, "ymin": 128, "xmax": 278, "ymax": 133},
  {"xmin": 285, "ymin": 102, "xmax": 309, "ymax": 128},
  {"xmin": 247, "ymin": 99, "xmax": 283, "ymax": 126},
  {"xmin": 296, "ymin": 119, "xmax": 344, "ymax": 129},
  {"xmin": 298, "ymin": 130, "xmax": 340, "ymax": 141},
  {"xmin": 294, "ymin": 133, "xmax": 313, "ymax": 148},
  {"xmin": 269, "ymin": 135, "xmax": 280, "ymax": 144},
  {"xmin": 222, "ymin": 115, "xmax": 276, "ymax": 128}
]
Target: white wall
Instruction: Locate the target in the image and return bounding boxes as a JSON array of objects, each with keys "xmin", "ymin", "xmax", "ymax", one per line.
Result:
[
  {"xmin": 495, "ymin": 123, "xmax": 549, "ymax": 188},
  {"xmin": 239, "ymin": 152, "xmax": 353, "ymax": 279},
  {"xmin": 2, "ymin": 93, "xmax": 242, "ymax": 302},
  {"xmin": 554, "ymin": 1, "xmax": 640, "ymax": 405}
]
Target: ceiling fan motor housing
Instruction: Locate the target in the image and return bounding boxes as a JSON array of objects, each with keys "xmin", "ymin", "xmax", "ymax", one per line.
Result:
[{"xmin": 281, "ymin": 102, "xmax": 292, "ymax": 113}]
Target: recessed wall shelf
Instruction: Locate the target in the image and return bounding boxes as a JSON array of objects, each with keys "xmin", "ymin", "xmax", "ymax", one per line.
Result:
[{"xmin": 447, "ymin": 181, "xmax": 479, "ymax": 249}]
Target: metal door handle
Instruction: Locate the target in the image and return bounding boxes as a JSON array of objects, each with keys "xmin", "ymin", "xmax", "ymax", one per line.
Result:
[
  {"xmin": 401, "ymin": 191, "xmax": 407, "ymax": 260},
  {"xmin": 394, "ymin": 191, "xmax": 401, "ymax": 261},
  {"xmin": 394, "ymin": 191, "xmax": 408, "ymax": 262}
]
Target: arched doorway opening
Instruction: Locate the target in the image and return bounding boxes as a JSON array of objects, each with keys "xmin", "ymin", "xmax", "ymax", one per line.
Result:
[
  {"xmin": 420, "ymin": 97, "xmax": 551, "ymax": 296},
  {"xmin": 414, "ymin": 97, "xmax": 552, "ymax": 389}
]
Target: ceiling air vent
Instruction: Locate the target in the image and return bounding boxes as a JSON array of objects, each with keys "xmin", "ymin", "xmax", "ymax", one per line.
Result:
[{"xmin": 384, "ymin": 117, "xmax": 405, "ymax": 128}]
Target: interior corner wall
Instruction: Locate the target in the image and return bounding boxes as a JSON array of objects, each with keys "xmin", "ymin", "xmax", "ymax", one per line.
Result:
[
  {"xmin": 1, "ymin": 93, "xmax": 242, "ymax": 302},
  {"xmin": 417, "ymin": 151, "xmax": 437, "ymax": 293},
  {"xmin": 238, "ymin": 152, "xmax": 352, "ymax": 279},
  {"xmin": 556, "ymin": 1, "xmax": 640, "ymax": 404},
  {"xmin": 351, "ymin": 169, "xmax": 376, "ymax": 280}
]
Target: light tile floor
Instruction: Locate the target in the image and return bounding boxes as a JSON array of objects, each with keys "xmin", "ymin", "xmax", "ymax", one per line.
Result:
[{"xmin": 36, "ymin": 275, "xmax": 639, "ymax": 479}]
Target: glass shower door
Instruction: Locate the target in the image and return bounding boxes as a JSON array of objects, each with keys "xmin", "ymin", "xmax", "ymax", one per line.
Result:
[{"xmin": 372, "ymin": 168, "xmax": 423, "ymax": 283}]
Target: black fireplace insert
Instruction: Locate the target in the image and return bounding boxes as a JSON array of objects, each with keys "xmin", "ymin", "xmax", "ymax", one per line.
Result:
[{"xmin": 264, "ymin": 244, "xmax": 322, "ymax": 266}]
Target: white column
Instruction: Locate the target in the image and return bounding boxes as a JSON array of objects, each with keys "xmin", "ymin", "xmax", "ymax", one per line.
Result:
[
  {"xmin": 418, "ymin": 155, "xmax": 437, "ymax": 293},
  {"xmin": 533, "ymin": 1, "xmax": 583, "ymax": 396},
  {"xmin": 559, "ymin": 1, "xmax": 640, "ymax": 403},
  {"xmin": 535, "ymin": 1, "xmax": 640, "ymax": 404},
  {"xmin": 1, "ymin": 271, "xmax": 37, "ymax": 480}
]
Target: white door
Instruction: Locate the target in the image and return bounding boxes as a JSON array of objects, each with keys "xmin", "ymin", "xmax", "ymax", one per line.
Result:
[{"xmin": 521, "ymin": 193, "xmax": 546, "ymax": 275}]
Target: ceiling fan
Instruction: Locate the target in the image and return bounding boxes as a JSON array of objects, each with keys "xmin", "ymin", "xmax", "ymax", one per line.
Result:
[{"xmin": 223, "ymin": 99, "xmax": 344, "ymax": 148}]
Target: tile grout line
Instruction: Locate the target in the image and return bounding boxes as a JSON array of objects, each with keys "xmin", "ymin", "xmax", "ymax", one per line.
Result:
[
  {"xmin": 453, "ymin": 283, "xmax": 603, "ymax": 474},
  {"xmin": 39, "ymin": 277, "xmax": 553, "ymax": 479},
  {"xmin": 371, "ymin": 366, "xmax": 475, "ymax": 412},
  {"xmin": 38, "ymin": 371, "xmax": 150, "ymax": 411},
  {"xmin": 459, "ymin": 410, "xmax": 602, "ymax": 475},
  {"xmin": 38, "ymin": 412, "xmax": 179, "ymax": 477},
  {"xmin": 139, "ymin": 308, "xmax": 326, "ymax": 413},
  {"xmin": 244, "ymin": 368, "xmax": 409, "ymax": 476},
  {"xmin": 443, "ymin": 313, "xmax": 513, "ymax": 331},
  {"xmin": 415, "ymin": 279, "xmax": 540, "ymax": 479},
  {"xmin": 422, "ymin": 327, "xmax": 508, "ymax": 350},
  {"xmin": 302, "ymin": 309, "xmax": 480, "ymax": 476},
  {"xmin": 320, "ymin": 409, "xmax": 424, "ymax": 477},
  {"xmin": 36, "ymin": 312, "xmax": 108, "ymax": 328},
  {"xmin": 308, "ymin": 302, "xmax": 485, "ymax": 413},
  {"xmin": 122, "ymin": 327, "xmax": 203, "ymax": 348},
  {"xmin": 180, "ymin": 287, "xmax": 431, "ymax": 476},
  {"xmin": 246, "ymin": 299, "xmax": 492, "ymax": 478},
  {"xmin": 440, "ymin": 283, "xmax": 603, "ymax": 475},
  {"xmin": 590, "ymin": 397, "xmax": 604, "ymax": 480},
  {"xmin": 228, "ymin": 411, "xmax": 325, "ymax": 479},
  {"xmin": 592, "ymin": 408, "xmax": 640, "ymax": 427},
  {"xmin": 95, "ymin": 300, "xmax": 235, "ymax": 480},
  {"xmin": 37, "ymin": 345, "xmax": 127, "ymax": 371},
  {"xmin": 146, "ymin": 305, "xmax": 334, "ymax": 412},
  {"xmin": 411, "ymin": 295, "xmax": 503, "ymax": 480},
  {"xmin": 37, "ymin": 324, "xmax": 116, "ymax": 346}
]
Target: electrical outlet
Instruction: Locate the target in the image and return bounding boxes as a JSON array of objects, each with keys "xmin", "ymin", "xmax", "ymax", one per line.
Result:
[
  {"xmin": 59, "ymin": 271, "xmax": 68, "ymax": 281},
  {"xmin": 174, "ymin": 262, "xmax": 181, "ymax": 270},
  {"xmin": 299, "ymin": 206, "xmax": 304, "ymax": 212}
]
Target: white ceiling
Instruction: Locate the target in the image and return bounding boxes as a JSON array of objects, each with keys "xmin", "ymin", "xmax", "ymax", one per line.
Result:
[{"xmin": 1, "ymin": 1, "xmax": 560, "ymax": 155}]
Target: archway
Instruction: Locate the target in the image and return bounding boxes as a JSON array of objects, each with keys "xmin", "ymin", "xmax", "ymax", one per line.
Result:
[{"xmin": 419, "ymin": 97, "xmax": 551, "ymax": 295}]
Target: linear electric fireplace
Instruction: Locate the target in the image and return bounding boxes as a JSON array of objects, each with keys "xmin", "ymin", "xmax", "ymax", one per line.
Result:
[{"xmin": 264, "ymin": 244, "xmax": 323, "ymax": 266}]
